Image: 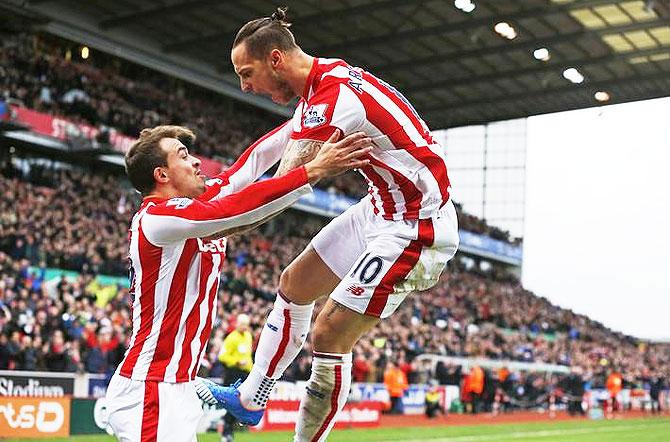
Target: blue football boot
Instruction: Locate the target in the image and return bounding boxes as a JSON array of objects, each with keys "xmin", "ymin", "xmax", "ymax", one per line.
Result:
[{"xmin": 193, "ymin": 377, "xmax": 264, "ymax": 426}]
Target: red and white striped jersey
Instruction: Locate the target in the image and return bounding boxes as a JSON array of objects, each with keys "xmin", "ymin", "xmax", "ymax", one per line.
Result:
[
  {"xmin": 119, "ymin": 124, "xmax": 309, "ymax": 383},
  {"xmin": 291, "ymin": 58, "xmax": 451, "ymax": 221}
]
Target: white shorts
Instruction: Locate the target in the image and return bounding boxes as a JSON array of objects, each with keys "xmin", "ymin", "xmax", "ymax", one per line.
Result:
[
  {"xmin": 105, "ymin": 373, "xmax": 203, "ymax": 442},
  {"xmin": 312, "ymin": 197, "xmax": 459, "ymax": 318}
]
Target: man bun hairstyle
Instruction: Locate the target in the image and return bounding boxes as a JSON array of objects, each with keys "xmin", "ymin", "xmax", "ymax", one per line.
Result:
[
  {"xmin": 233, "ymin": 6, "xmax": 298, "ymax": 59},
  {"xmin": 271, "ymin": 6, "xmax": 288, "ymax": 22},
  {"xmin": 125, "ymin": 125, "xmax": 196, "ymax": 195}
]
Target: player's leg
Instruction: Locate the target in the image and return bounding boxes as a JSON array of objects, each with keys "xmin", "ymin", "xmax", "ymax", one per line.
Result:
[
  {"xmin": 196, "ymin": 202, "xmax": 368, "ymax": 423},
  {"xmin": 294, "ymin": 298, "xmax": 381, "ymax": 442},
  {"xmin": 236, "ymin": 246, "xmax": 340, "ymax": 410},
  {"xmin": 292, "ymin": 234, "xmax": 412, "ymax": 442},
  {"xmin": 234, "ymin": 201, "xmax": 367, "ymax": 414},
  {"xmin": 294, "ymin": 204, "xmax": 459, "ymax": 441},
  {"xmin": 293, "ymin": 238, "xmax": 416, "ymax": 441}
]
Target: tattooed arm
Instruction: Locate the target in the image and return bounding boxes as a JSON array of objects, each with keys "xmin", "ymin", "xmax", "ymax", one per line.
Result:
[
  {"xmin": 274, "ymin": 139, "xmax": 323, "ymax": 178},
  {"xmin": 213, "ymin": 131, "xmax": 371, "ymax": 238}
]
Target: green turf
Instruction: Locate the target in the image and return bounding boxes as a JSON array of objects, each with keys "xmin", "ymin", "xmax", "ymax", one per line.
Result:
[{"xmin": 4, "ymin": 416, "xmax": 669, "ymax": 441}]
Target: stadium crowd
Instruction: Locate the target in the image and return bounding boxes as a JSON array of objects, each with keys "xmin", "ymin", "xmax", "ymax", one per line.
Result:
[
  {"xmin": 0, "ymin": 31, "xmax": 522, "ymax": 244},
  {"xmin": 0, "ymin": 159, "xmax": 667, "ymax": 407},
  {"xmin": 0, "ymin": 30, "xmax": 523, "ymax": 245},
  {"xmin": 0, "ymin": 31, "xmax": 372, "ymax": 200}
]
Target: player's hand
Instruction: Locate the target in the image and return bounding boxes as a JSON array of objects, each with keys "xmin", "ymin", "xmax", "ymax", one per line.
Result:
[{"xmin": 304, "ymin": 130, "xmax": 372, "ymax": 183}]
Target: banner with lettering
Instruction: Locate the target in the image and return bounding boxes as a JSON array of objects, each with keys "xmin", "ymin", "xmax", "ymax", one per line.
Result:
[
  {"xmin": 252, "ymin": 400, "xmax": 382, "ymax": 432},
  {"xmin": 0, "ymin": 371, "xmax": 75, "ymax": 397},
  {"xmin": 0, "ymin": 396, "xmax": 70, "ymax": 438},
  {"xmin": 10, "ymin": 105, "xmax": 135, "ymax": 154}
]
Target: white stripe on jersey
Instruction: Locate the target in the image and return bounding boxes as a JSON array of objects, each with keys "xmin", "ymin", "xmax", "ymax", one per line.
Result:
[
  {"xmin": 359, "ymin": 168, "xmax": 385, "ymax": 215},
  {"xmin": 186, "ymin": 254, "xmax": 222, "ymax": 377},
  {"xmin": 368, "ymin": 163, "xmax": 408, "ymax": 215},
  {"xmin": 131, "ymin": 240, "xmax": 186, "ymax": 380},
  {"xmin": 331, "ymin": 85, "xmax": 366, "ymax": 132},
  {"xmin": 362, "ymin": 80, "xmax": 430, "ymax": 149},
  {"xmin": 163, "ymin": 253, "xmax": 202, "ymax": 383},
  {"xmin": 375, "ymin": 148, "xmax": 445, "ymax": 211},
  {"xmin": 319, "ymin": 65, "xmax": 350, "ymax": 84}
]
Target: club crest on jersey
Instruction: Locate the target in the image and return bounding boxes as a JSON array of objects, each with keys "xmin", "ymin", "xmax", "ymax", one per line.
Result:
[
  {"xmin": 166, "ymin": 197, "xmax": 193, "ymax": 209},
  {"xmin": 302, "ymin": 104, "xmax": 328, "ymax": 128}
]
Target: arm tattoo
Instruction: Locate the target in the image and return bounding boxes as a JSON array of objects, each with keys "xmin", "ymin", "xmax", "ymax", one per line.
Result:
[{"xmin": 275, "ymin": 139, "xmax": 322, "ymax": 177}]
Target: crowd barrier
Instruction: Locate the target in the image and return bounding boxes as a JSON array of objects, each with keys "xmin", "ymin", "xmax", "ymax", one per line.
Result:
[{"xmin": 0, "ymin": 370, "xmax": 667, "ymax": 437}]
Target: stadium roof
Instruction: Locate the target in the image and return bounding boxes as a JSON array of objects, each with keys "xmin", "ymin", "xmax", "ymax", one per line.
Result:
[{"xmin": 4, "ymin": 0, "xmax": 670, "ymax": 128}]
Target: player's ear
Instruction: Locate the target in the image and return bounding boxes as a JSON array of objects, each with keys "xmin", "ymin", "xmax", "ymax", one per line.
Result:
[
  {"xmin": 153, "ymin": 167, "xmax": 169, "ymax": 185},
  {"xmin": 269, "ymin": 49, "xmax": 282, "ymax": 69}
]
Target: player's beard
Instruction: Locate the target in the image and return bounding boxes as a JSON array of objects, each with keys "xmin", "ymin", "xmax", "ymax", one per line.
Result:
[{"xmin": 270, "ymin": 72, "xmax": 295, "ymax": 105}]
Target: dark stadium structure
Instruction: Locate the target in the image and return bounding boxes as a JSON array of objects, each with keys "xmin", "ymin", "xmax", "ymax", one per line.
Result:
[{"xmin": 2, "ymin": 0, "xmax": 670, "ymax": 128}]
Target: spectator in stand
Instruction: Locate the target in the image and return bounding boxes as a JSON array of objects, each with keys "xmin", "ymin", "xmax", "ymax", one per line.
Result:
[
  {"xmin": 0, "ymin": 98, "xmax": 7, "ymax": 120},
  {"xmin": 384, "ymin": 359, "xmax": 409, "ymax": 415},
  {"xmin": 468, "ymin": 365, "xmax": 485, "ymax": 414},
  {"xmin": 15, "ymin": 334, "xmax": 38, "ymax": 370},
  {"xmin": 606, "ymin": 369, "xmax": 623, "ymax": 417},
  {"xmin": 44, "ymin": 330, "xmax": 75, "ymax": 372},
  {"xmin": 352, "ymin": 348, "xmax": 371, "ymax": 382},
  {"xmin": 0, "ymin": 333, "xmax": 10, "ymax": 369},
  {"xmin": 562, "ymin": 366, "xmax": 586, "ymax": 416},
  {"xmin": 84, "ymin": 325, "xmax": 120, "ymax": 375},
  {"xmin": 650, "ymin": 376, "xmax": 664, "ymax": 414}
]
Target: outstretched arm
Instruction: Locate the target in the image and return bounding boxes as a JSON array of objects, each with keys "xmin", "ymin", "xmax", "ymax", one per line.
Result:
[
  {"xmin": 143, "ymin": 131, "xmax": 371, "ymax": 245},
  {"xmin": 200, "ymin": 120, "xmax": 293, "ymax": 201},
  {"xmin": 143, "ymin": 167, "xmax": 312, "ymax": 246},
  {"xmin": 224, "ymin": 131, "xmax": 371, "ymax": 237}
]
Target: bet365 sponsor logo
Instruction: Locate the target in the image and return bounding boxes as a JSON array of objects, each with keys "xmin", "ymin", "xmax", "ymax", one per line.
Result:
[{"xmin": 197, "ymin": 237, "xmax": 227, "ymax": 254}]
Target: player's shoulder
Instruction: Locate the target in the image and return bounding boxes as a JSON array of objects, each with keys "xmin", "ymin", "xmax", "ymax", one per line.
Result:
[
  {"xmin": 144, "ymin": 197, "xmax": 197, "ymax": 216},
  {"xmin": 197, "ymin": 177, "xmax": 228, "ymax": 201},
  {"xmin": 313, "ymin": 58, "xmax": 361, "ymax": 91}
]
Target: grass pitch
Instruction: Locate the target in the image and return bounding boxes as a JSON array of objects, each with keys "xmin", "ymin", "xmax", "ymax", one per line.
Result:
[{"xmin": 5, "ymin": 416, "xmax": 669, "ymax": 441}]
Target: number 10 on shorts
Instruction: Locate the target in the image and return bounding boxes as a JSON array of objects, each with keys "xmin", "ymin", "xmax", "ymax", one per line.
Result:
[{"xmin": 350, "ymin": 252, "xmax": 384, "ymax": 284}]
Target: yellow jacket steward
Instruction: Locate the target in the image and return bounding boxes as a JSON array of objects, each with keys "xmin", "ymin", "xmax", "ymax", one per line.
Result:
[{"xmin": 218, "ymin": 330, "xmax": 253, "ymax": 372}]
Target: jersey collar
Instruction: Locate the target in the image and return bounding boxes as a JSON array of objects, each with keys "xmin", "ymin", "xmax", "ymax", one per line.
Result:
[{"xmin": 141, "ymin": 195, "xmax": 167, "ymax": 208}]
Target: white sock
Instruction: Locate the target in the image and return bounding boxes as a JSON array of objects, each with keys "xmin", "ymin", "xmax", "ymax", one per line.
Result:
[
  {"xmin": 238, "ymin": 291, "xmax": 314, "ymax": 409},
  {"xmin": 294, "ymin": 352, "xmax": 352, "ymax": 442}
]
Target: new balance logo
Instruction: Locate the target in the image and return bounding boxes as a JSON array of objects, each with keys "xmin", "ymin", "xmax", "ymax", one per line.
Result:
[{"xmin": 346, "ymin": 285, "xmax": 365, "ymax": 296}]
